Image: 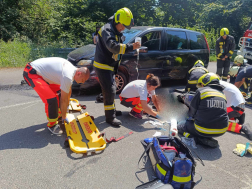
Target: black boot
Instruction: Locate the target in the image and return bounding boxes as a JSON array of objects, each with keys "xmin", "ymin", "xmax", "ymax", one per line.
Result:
[
  {"xmin": 177, "ymin": 95, "xmax": 184, "ymax": 103},
  {"xmin": 195, "ymin": 137, "xmax": 219, "ymax": 148},
  {"xmin": 241, "ymin": 123, "xmax": 252, "ymax": 140},
  {"xmin": 106, "ymin": 118, "xmax": 122, "ymax": 127}
]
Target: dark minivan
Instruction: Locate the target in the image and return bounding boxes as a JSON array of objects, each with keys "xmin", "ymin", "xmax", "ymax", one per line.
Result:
[{"xmin": 68, "ymin": 26, "xmax": 209, "ymax": 93}]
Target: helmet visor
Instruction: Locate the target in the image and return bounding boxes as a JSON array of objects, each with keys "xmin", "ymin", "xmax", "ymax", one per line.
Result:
[{"xmin": 123, "ymin": 18, "xmax": 134, "ymax": 30}]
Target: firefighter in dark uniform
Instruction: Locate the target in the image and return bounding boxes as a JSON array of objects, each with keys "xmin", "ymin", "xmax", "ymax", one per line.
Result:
[
  {"xmin": 94, "ymin": 7, "xmax": 140, "ymax": 127},
  {"xmin": 235, "ymin": 65, "xmax": 252, "ymax": 102},
  {"xmin": 178, "ymin": 73, "xmax": 229, "ymax": 148},
  {"xmin": 185, "ymin": 60, "xmax": 209, "ymax": 92},
  {"xmin": 230, "ymin": 55, "xmax": 251, "ymax": 98},
  {"xmin": 216, "ymin": 28, "xmax": 235, "ymax": 81}
]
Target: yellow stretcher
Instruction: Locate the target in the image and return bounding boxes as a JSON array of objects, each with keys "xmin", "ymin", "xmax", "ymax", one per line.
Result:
[
  {"xmin": 68, "ymin": 98, "xmax": 82, "ymax": 112},
  {"xmin": 64, "ymin": 112, "xmax": 106, "ymax": 154}
]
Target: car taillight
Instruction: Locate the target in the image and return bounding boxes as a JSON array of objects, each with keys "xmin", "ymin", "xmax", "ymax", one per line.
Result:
[{"xmin": 204, "ymin": 35, "xmax": 210, "ymax": 54}]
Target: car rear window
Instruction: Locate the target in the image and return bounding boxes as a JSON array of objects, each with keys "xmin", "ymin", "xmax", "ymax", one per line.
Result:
[
  {"xmin": 166, "ymin": 30, "xmax": 187, "ymax": 50},
  {"xmin": 189, "ymin": 32, "xmax": 207, "ymax": 50}
]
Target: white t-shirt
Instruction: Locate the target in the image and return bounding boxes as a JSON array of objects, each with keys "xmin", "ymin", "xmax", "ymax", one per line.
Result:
[
  {"xmin": 30, "ymin": 57, "xmax": 77, "ymax": 93},
  {"xmin": 120, "ymin": 80, "xmax": 155, "ymax": 101},
  {"xmin": 220, "ymin": 80, "xmax": 245, "ymax": 107}
]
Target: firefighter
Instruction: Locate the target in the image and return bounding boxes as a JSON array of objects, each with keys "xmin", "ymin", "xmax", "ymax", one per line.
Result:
[
  {"xmin": 220, "ymin": 80, "xmax": 252, "ymax": 140},
  {"xmin": 23, "ymin": 57, "xmax": 90, "ymax": 135},
  {"xmin": 178, "ymin": 73, "xmax": 229, "ymax": 148},
  {"xmin": 234, "ymin": 64, "xmax": 252, "ymax": 101},
  {"xmin": 93, "ymin": 7, "xmax": 140, "ymax": 127},
  {"xmin": 119, "ymin": 73, "xmax": 161, "ymax": 119},
  {"xmin": 185, "ymin": 60, "xmax": 209, "ymax": 92},
  {"xmin": 216, "ymin": 28, "xmax": 235, "ymax": 81}
]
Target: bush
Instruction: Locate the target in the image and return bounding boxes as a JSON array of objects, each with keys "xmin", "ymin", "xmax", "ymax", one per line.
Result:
[{"xmin": 0, "ymin": 38, "xmax": 70, "ymax": 67}]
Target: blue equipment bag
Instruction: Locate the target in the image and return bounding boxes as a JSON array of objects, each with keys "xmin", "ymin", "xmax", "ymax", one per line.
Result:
[{"xmin": 139, "ymin": 136, "xmax": 204, "ymax": 189}]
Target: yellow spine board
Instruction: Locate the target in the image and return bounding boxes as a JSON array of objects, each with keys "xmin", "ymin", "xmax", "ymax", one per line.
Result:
[
  {"xmin": 77, "ymin": 112, "xmax": 106, "ymax": 151},
  {"xmin": 65, "ymin": 112, "xmax": 106, "ymax": 154},
  {"xmin": 69, "ymin": 98, "xmax": 82, "ymax": 111}
]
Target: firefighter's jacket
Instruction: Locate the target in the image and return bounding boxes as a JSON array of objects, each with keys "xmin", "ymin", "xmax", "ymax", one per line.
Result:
[
  {"xmin": 189, "ymin": 84, "xmax": 229, "ymax": 137},
  {"xmin": 94, "ymin": 16, "xmax": 134, "ymax": 72},
  {"xmin": 187, "ymin": 63, "xmax": 208, "ymax": 87},
  {"xmin": 215, "ymin": 35, "xmax": 235, "ymax": 60}
]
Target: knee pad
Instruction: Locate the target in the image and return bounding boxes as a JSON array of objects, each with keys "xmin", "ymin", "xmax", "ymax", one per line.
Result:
[{"xmin": 237, "ymin": 113, "xmax": 245, "ymax": 125}]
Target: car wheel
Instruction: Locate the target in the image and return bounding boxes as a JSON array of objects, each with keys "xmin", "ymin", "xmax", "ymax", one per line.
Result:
[{"xmin": 115, "ymin": 71, "xmax": 127, "ymax": 94}]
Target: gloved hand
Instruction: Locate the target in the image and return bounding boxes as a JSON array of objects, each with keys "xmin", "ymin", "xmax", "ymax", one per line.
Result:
[
  {"xmin": 62, "ymin": 117, "xmax": 69, "ymax": 124},
  {"xmin": 155, "ymin": 114, "xmax": 162, "ymax": 120},
  {"xmin": 233, "ymin": 143, "xmax": 252, "ymax": 157}
]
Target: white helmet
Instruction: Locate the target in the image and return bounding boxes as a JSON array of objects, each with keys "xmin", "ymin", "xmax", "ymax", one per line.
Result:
[
  {"xmin": 229, "ymin": 66, "xmax": 240, "ymax": 77},
  {"xmin": 234, "ymin": 55, "xmax": 244, "ymax": 65}
]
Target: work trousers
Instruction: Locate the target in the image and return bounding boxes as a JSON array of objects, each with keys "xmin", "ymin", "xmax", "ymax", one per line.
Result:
[
  {"xmin": 227, "ymin": 106, "xmax": 244, "ymax": 133},
  {"xmin": 216, "ymin": 59, "xmax": 230, "ymax": 81},
  {"xmin": 119, "ymin": 96, "xmax": 150, "ymax": 113},
  {"xmin": 23, "ymin": 63, "xmax": 61, "ymax": 127},
  {"xmin": 94, "ymin": 67, "xmax": 116, "ymax": 120}
]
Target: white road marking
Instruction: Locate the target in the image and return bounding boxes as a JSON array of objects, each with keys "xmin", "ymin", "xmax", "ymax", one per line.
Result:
[{"xmin": 0, "ymin": 100, "xmax": 41, "ymax": 110}]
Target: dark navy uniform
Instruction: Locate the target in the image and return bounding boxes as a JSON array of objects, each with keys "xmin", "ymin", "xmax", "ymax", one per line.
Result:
[
  {"xmin": 182, "ymin": 85, "xmax": 229, "ymax": 138},
  {"xmin": 185, "ymin": 63, "xmax": 208, "ymax": 92},
  {"xmin": 94, "ymin": 16, "xmax": 134, "ymax": 121},
  {"xmin": 216, "ymin": 35, "xmax": 235, "ymax": 81}
]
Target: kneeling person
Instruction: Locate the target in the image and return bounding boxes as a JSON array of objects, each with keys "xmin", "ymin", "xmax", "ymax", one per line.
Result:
[
  {"xmin": 185, "ymin": 60, "xmax": 208, "ymax": 92},
  {"xmin": 119, "ymin": 74, "xmax": 161, "ymax": 119},
  {"xmin": 178, "ymin": 73, "xmax": 229, "ymax": 148}
]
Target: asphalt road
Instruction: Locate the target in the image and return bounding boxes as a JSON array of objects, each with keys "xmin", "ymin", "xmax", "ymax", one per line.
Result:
[{"xmin": 0, "ymin": 62, "xmax": 251, "ymax": 189}]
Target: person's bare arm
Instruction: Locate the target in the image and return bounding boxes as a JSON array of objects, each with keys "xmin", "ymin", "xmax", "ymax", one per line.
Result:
[
  {"xmin": 235, "ymin": 78, "xmax": 245, "ymax": 88},
  {"xmin": 93, "ymin": 36, "xmax": 97, "ymax": 44},
  {"xmin": 60, "ymin": 90, "xmax": 70, "ymax": 120},
  {"xmin": 141, "ymin": 100, "xmax": 158, "ymax": 117},
  {"xmin": 152, "ymin": 95, "xmax": 160, "ymax": 112}
]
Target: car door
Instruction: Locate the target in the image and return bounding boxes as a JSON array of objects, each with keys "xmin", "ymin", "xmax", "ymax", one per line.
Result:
[
  {"xmin": 161, "ymin": 30, "xmax": 190, "ymax": 79},
  {"xmin": 127, "ymin": 29, "xmax": 165, "ymax": 80}
]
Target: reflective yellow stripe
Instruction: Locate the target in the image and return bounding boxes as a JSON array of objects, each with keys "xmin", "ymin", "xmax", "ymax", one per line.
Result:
[
  {"xmin": 217, "ymin": 53, "xmax": 222, "ymax": 58},
  {"xmin": 188, "ymin": 67, "xmax": 208, "ymax": 74},
  {"xmin": 200, "ymin": 91, "xmax": 226, "ymax": 100},
  {"xmin": 230, "ymin": 122, "xmax": 236, "ymax": 132},
  {"xmin": 183, "ymin": 132, "xmax": 190, "ymax": 138},
  {"xmin": 98, "ymin": 26, "xmax": 104, "ymax": 37},
  {"xmin": 222, "ymin": 76, "xmax": 227, "ymax": 79},
  {"xmin": 229, "ymin": 50, "xmax": 234, "ymax": 55},
  {"xmin": 115, "ymin": 35, "xmax": 118, "ymax": 41},
  {"xmin": 173, "ymin": 175, "xmax": 191, "ymax": 183},
  {"xmin": 156, "ymin": 164, "xmax": 166, "ymax": 176},
  {"xmin": 188, "ymin": 80, "xmax": 197, "ymax": 84},
  {"xmin": 219, "ymin": 42, "xmax": 223, "ymax": 45},
  {"xmin": 243, "ymin": 82, "xmax": 248, "ymax": 89},
  {"xmin": 47, "ymin": 117, "xmax": 58, "ymax": 122},
  {"xmin": 93, "ymin": 61, "xmax": 114, "ymax": 71},
  {"xmin": 104, "ymin": 104, "xmax": 115, "ymax": 110},
  {"xmin": 119, "ymin": 44, "xmax": 126, "ymax": 54},
  {"xmin": 195, "ymin": 123, "xmax": 228, "ymax": 134}
]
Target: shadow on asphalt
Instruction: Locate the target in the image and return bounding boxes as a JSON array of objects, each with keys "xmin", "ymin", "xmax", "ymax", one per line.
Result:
[{"xmin": 0, "ymin": 123, "xmax": 65, "ymax": 151}]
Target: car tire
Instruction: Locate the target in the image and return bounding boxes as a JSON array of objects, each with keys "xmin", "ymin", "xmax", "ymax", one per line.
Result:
[{"xmin": 115, "ymin": 71, "xmax": 127, "ymax": 94}]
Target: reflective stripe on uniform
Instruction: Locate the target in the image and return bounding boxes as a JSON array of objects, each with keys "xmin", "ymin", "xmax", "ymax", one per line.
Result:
[
  {"xmin": 156, "ymin": 164, "xmax": 166, "ymax": 176},
  {"xmin": 173, "ymin": 175, "xmax": 191, "ymax": 183},
  {"xmin": 119, "ymin": 44, "xmax": 126, "ymax": 54},
  {"xmin": 98, "ymin": 26, "xmax": 104, "ymax": 37},
  {"xmin": 93, "ymin": 61, "xmax": 114, "ymax": 71},
  {"xmin": 217, "ymin": 53, "xmax": 222, "ymax": 58},
  {"xmin": 188, "ymin": 80, "xmax": 197, "ymax": 84},
  {"xmin": 222, "ymin": 76, "xmax": 227, "ymax": 80},
  {"xmin": 195, "ymin": 123, "xmax": 228, "ymax": 134},
  {"xmin": 188, "ymin": 67, "xmax": 208, "ymax": 74},
  {"xmin": 243, "ymin": 82, "xmax": 248, "ymax": 89},
  {"xmin": 104, "ymin": 104, "xmax": 115, "ymax": 110},
  {"xmin": 183, "ymin": 132, "xmax": 190, "ymax": 138},
  {"xmin": 229, "ymin": 50, "xmax": 234, "ymax": 55},
  {"xmin": 200, "ymin": 91, "xmax": 226, "ymax": 100}
]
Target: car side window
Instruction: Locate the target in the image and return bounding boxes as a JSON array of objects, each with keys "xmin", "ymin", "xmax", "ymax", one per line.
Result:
[
  {"xmin": 141, "ymin": 31, "xmax": 161, "ymax": 51},
  {"xmin": 189, "ymin": 32, "xmax": 207, "ymax": 50},
  {"xmin": 166, "ymin": 30, "xmax": 187, "ymax": 50}
]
